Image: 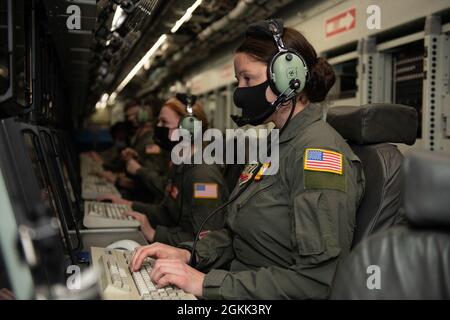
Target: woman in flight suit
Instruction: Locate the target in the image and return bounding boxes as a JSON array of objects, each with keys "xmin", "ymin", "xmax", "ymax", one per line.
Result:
[
  {"xmin": 129, "ymin": 20, "xmax": 365, "ymax": 299},
  {"xmin": 102, "ymin": 97, "xmax": 229, "ymax": 246}
]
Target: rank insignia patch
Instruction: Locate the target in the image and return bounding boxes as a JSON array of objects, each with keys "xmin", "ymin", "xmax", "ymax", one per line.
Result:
[{"xmin": 254, "ymin": 162, "xmax": 271, "ymax": 181}]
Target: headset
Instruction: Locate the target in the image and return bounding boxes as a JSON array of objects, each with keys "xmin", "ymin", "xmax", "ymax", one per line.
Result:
[
  {"xmin": 266, "ymin": 19, "xmax": 309, "ymax": 107},
  {"xmin": 176, "ymin": 93, "xmax": 199, "ymax": 139}
]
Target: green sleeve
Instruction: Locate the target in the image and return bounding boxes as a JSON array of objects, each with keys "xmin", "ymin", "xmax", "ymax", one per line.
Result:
[
  {"xmin": 175, "ymin": 228, "xmax": 235, "ymax": 271},
  {"xmin": 154, "ymin": 165, "xmax": 229, "ymax": 246},
  {"xmin": 153, "ymin": 226, "xmax": 197, "ymax": 246},
  {"xmin": 203, "ymin": 150, "xmax": 358, "ymax": 299},
  {"xmin": 186, "ymin": 166, "xmax": 229, "ymax": 236},
  {"xmin": 194, "ymin": 228, "xmax": 235, "ymax": 272},
  {"xmin": 135, "ymin": 167, "xmax": 167, "ymax": 200},
  {"xmin": 132, "ymin": 196, "xmax": 179, "ymax": 227}
]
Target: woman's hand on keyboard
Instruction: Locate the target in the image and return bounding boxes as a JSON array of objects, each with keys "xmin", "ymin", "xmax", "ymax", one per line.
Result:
[
  {"xmin": 150, "ymin": 259, "xmax": 205, "ymax": 297},
  {"xmin": 131, "ymin": 243, "xmax": 191, "ymax": 272},
  {"xmin": 121, "ymin": 148, "xmax": 138, "ymax": 162},
  {"xmin": 97, "ymin": 194, "xmax": 132, "ymax": 206},
  {"xmin": 124, "ymin": 211, "xmax": 155, "ymax": 242}
]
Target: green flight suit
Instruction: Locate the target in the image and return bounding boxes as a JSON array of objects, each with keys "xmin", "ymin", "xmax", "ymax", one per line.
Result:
[
  {"xmin": 191, "ymin": 103, "xmax": 365, "ymax": 299},
  {"xmin": 130, "ymin": 128, "xmax": 154, "ymax": 159},
  {"xmin": 101, "ymin": 145, "xmax": 125, "ymax": 172},
  {"xmin": 129, "ymin": 128, "xmax": 169, "ymax": 203},
  {"xmin": 132, "ymin": 162, "xmax": 229, "ymax": 246},
  {"xmin": 135, "ymin": 159, "xmax": 169, "ymax": 202}
]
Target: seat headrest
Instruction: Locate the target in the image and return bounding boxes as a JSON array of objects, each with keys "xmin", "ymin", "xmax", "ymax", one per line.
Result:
[
  {"xmin": 326, "ymin": 104, "xmax": 418, "ymax": 145},
  {"xmin": 404, "ymin": 151, "xmax": 450, "ymax": 228}
]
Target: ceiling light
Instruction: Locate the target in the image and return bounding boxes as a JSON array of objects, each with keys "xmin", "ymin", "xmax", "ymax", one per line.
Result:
[
  {"xmin": 171, "ymin": 0, "xmax": 203, "ymax": 33},
  {"xmin": 109, "ymin": 92, "xmax": 118, "ymax": 103},
  {"xmin": 111, "ymin": 5, "xmax": 127, "ymax": 31},
  {"xmin": 100, "ymin": 93, "xmax": 109, "ymax": 103},
  {"xmin": 115, "ymin": 34, "xmax": 167, "ymax": 93}
]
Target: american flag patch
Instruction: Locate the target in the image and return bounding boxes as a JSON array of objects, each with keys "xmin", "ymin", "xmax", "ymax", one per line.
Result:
[
  {"xmin": 193, "ymin": 183, "xmax": 218, "ymax": 199},
  {"xmin": 304, "ymin": 148, "xmax": 343, "ymax": 175}
]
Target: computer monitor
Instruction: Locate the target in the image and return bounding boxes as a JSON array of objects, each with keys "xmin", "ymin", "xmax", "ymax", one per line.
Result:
[
  {"xmin": 0, "ymin": 0, "xmax": 30, "ymax": 115},
  {"xmin": 1, "ymin": 118, "xmax": 77, "ymax": 261},
  {"xmin": 48, "ymin": 129, "xmax": 83, "ymax": 217},
  {"xmin": 23, "ymin": 126, "xmax": 83, "ymax": 261},
  {"xmin": 0, "ymin": 117, "xmax": 66, "ymax": 298},
  {"xmin": 0, "ymin": 170, "xmax": 34, "ymax": 300},
  {"xmin": 39, "ymin": 128, "xmax": 81, "ymax": 221}
]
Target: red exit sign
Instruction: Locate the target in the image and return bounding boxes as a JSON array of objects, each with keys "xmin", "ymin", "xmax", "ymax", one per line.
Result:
[{"xmin": 325, "ymin": 8, "xmax": 356, "ymax": 38}]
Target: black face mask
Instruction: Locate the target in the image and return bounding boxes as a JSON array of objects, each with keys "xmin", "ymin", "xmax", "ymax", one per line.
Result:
[
  {"xmin": 232, "ymin": 80, "xmax": 276, "ymax": 126},
  {"xmin": 153, "ymin": 126, "xmax": 178, "ymax": 151}
]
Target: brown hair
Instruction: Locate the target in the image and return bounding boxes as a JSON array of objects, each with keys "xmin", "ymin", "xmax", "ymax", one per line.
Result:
[
  {"xmin": 236, "ymin": 28, "xmax": 335, "ymax": 103},
  {"xmin": 162, "ymin": 97, "xmax": 209, "ymax": 131},
  {"xmin": 124, "ymin": 100, "xmax": 140, "ymax": 112}
]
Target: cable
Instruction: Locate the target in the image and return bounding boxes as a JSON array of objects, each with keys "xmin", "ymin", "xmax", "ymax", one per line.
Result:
[{"xmin": 188, "ymin": 174, "xmax": 256, "ymax": 266}]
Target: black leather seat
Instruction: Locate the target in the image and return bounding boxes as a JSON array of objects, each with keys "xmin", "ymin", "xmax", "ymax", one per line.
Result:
[
  {"xmin": 330, "ymin": 151, "xmax": 450, "ymax": 299},
  {"xmin": 326, "ymin": 104, "xmax": 418, "ymax": 247}
]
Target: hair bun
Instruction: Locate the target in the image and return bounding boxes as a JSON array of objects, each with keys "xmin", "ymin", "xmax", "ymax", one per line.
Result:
[{"xmin": 304, "ymin": 57, "xmax": 336, "ymax": 103}]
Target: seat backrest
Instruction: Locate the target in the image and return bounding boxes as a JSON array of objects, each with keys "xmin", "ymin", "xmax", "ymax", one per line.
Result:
[
  {"xmin": 326, "ymin": 104, "xmax": 418, "ymax": 246},
  {"xmin": 330, "ymin": 151, "xmax": 450, "ymax": 299},
  {"xmin": 349, "ymin": 143, "xmax": 405, "ymax": 245}
]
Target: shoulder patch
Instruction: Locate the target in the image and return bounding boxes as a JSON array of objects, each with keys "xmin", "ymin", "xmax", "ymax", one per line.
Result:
[
  {"xmin": 304, "ymin": 148, "xmax": 343, "ymax": 175},
  {"xmin": 193, "ymin": 183, "xmax": 218, "ymax": 199}
]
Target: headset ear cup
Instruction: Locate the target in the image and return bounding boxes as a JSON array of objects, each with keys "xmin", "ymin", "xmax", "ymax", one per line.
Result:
[
  {"xmin": 269, "ymin": 51, "xmax": 308, "ymax": 96},
  {"xmin": 138, "ymin": 109, "xmax": 148, "ymax": 124},
  {"xmin": 179, "ymin": 115, "xmax": 198, "ymax": 139}
]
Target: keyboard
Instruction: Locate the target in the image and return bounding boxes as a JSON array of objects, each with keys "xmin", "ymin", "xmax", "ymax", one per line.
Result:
[
  {"xmin": 80, "ymin": 155, "xmax": 103, "ymax": 178},
  {"xmin": 91, "ymin": 247, "xmax": 197, "ymax": 300},
  {"xmin": 83, "ymin": 201, "xmax": 140, "ymax": 228},
  {"xmin": 82, "ymin": 174, "xmax": 107, "ymax": 184},
  {"xmin": 82, "ymin": 182, "xmax": 121, "ymax": 200}
]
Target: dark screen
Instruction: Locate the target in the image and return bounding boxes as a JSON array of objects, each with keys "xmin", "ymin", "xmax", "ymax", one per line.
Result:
[{"xmin": 21, "ymin": 131, "xmax": 67, "ymax": 245}]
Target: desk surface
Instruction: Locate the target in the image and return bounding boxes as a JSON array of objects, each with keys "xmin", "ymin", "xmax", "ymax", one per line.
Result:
[{"xmin": 70, "ymin": 229, "xmax": 147, "ymax": 250}]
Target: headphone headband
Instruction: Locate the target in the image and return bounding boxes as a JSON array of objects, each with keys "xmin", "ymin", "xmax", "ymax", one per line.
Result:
[
  {"xmin": 268, "ymin": 20, "xmax": 288, "ymax": 52},
  {"xmin": 176, "ymin": 92, "xmax": 199, "ymax": 139},
  {"xmin": 263, "ymin": 19, "xmax": 309, "ymax": 99}
]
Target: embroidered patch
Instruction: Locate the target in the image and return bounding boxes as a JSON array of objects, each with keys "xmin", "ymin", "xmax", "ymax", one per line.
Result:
[
  {"xmin": 239, "ymin": 163, "xmax": 259, "ymax": 186},
  {"xmin": 304, "ymin": 169, "xmax": 346, "ymax": 191},
  {"xmin": 199, "ymin": 230, "xmax": 211, "ymax": 240},
  {"xmin": 254, "ymin": 162, "xmax": 271, "ymax": 181},
  {"xmin": 304, "ymin": 148, "xmax": 343, "ymax": 175},
  {"xmin": 193, "ymin": 183, "xmax": 218, "ymax": 199},
  {"xmin": 169, "ymin": 185, "xmax": 179, "ymax": 199},
  {"xmin": 145, "ymin": 144, "xmax": 161, "ymax": 155}
]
